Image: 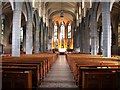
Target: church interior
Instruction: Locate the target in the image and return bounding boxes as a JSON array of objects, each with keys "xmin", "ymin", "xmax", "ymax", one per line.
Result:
[{"xmin": 1, "ymin": 0, "xmax": 120, "ymax": 89}]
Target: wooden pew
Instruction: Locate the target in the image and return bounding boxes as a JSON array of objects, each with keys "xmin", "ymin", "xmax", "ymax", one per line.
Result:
[
  {"xmin": 2, "ymin": 59, "xmax": 50, "ymax": 87},
  {"xmin": 2, "ymin": 64, "xmax": 40, "ymax": 87},
  {"xmin": 81, "ymin": 68, "xmax": 118, "ymax": 89},
  {"xmin": 2, "ymin": 53, "xmax": 58, "ymax": 88},
  {"xmin": 2, "ymin": 57, "xmax": 51, "ymax": 79},
  {"xmin": 2, "ymin": 70, "xmax": 32, "ymax": 89},
  {"xmin": 66, "ymin": 53, "xmax": 120, "ymax": 89}
]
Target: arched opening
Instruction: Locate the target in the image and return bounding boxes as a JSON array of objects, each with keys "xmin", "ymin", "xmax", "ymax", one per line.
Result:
[
  {"xmin": 2, "ymin": 2, "xmax": 13, "ymax": 54},
  {"xmin": 111, "ymin": 2, "xmax": 120, "ymax": 55},
  {"xmin": 60, "ymin": 21, "xmax": 65, "ymax": 48},
  {"xmin": 54, "ymin": 22, "xmax": 58, "ymax": 49},
  {"xmin": 67, "ymin": 22, "xmax": 71, "ymax": 49}
]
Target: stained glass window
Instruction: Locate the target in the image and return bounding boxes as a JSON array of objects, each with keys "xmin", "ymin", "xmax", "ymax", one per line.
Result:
[
  {"xmin": 54, "ymin": 23, "xmax": 57, "ymax": 41},
  {"xmin": 60, "ymin": 22, "xmax": 65, "ymax": 39},
  {"xmin": 1, "ymin": 19, "xmax": 4, "ymax": 44},
  {"xmin": 68, "ymin": 23, "xmax": 71, "ymax": 38},
  {"xmin": 20, "ymin": 27, "xmax": 23, "ymax": 43}
]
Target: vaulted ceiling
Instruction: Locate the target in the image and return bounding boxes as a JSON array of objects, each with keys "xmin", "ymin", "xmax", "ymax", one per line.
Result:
[{"xmin": 45, "ymin": 2, "xmax": 78, "ymax": 24}]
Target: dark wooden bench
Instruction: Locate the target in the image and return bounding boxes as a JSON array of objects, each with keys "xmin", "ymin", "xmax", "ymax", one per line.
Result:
[
  {"xmin": 2, "ymin": 57, "xmax": 51, "ymax": 79},
  {"xmin": 2, "ymin": 70, "xmax": 32, "ymax": 89},
  {"xmin": 79, "ymin": 67, "xmax": 120, "ymax": 89},
  {"xmin": 66, "ymin": 53, "xmax": 120, "ymax": 89},
  {"xmin": 2, "ymin": 64, "xmax": 40, "ymax": 87},
  {"xmin": 2, "ymin": 53, "xmax": 58, "ymax": 88}
]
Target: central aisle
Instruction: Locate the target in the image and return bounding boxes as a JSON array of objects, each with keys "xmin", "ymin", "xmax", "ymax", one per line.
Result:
[{"xmin": 39, "ymin": 55, "xmax": 78, "ymax": 88}]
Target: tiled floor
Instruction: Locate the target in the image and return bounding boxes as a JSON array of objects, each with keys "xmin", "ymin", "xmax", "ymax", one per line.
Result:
[{"xmin": 39, "ymin": 55, "xmax": 78, "ymax": 88}]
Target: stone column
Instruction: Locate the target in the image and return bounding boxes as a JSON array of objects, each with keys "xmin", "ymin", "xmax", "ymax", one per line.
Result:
[
  {"xmin": 64, "ymin": 25, "xmax": 68, "ymax": 48},
  {"xmin": 57, "ymin": 24, "xmax": 60, "ymax": 48},
  {"xmin": 34, "ymin": 19, "xmax": 40, "ymax": 53},
  {"xmin": 40, "ymin": 17, "xmax": 44, "ymax": 52},
  {"xmin": 48, "ymin": 19, "xmax": 52, "ymax": 50},
  {"xmin": 74, "ymin": 31, "xmax": 77, "ymax": 48},
  {"xmin": 46, "ymin": 26, "xmax": 48, "ymax": 51},
  {"xmin": 23, "ymin": 26, "xmax": 26, "ymax": 53},
  {"xmin": 90, "ymin": 11, "xmax": 98, "ymax": 55},
  {"xmin": 0, "ymin": 9, "xmax": 1, "ymax": 86},
  {"xmin": 70, "ymin": 24, "xmax": 74, "ymax": 49},
  {"xmin": 45, "ymin": 13, "xmax": 49, "ymax": 52},
  {"xmin": 84, "ymin": 15, "xmax": 90, "ymax": 53},
  {"xmin": 98, "ymin": 26, "xmax": 102, "ymax": 54},
  {"xmin": 43, "ymin": 23, "xmax": 47, "ymax": 52},
  {"xmin": 52, "ymin": 23, "xmax": 54, "ymax": 49},
  {"xmin": 101, "ymin": 2, "xmax": 111, "ymax": 57},
  {"xmin": 76, "ymin": 17, "xmax": 80, "ymax": 50},
  {"xmin": 82, "ymin": 18, "xmax": 86, "ymax": 53},
  {"xmin": 26, "ymin": 12, "xmax": 33, "ymax": 54},
  {"xmin": 0, "ymin": 2, "xmax": 2, "ymax": 44},
  {"xmin": 12, "ymin": 2, "xmax": 22, "ymax": 56},
  {"xmin": 4, "ymin": 16, "xmax": 11, "ymax": 47},
  {"xmin": 73, "ymin": 23, "xmax": 76, "ymax": 49},
  {"xmin": 79, "ymin": 23, "xmax": 81, "ymax": 52},
  {"xmin": 80, "ymin": 18, "xmax": 85, "ymax": 53},
  {"xmin": 0, "ymin": 15, "xmax": 1, "ymax": 44}
]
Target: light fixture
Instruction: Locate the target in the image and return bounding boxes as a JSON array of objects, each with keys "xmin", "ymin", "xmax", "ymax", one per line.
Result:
[
  {"xmin": 60, "ymin": 2, "xmax": 64, "ymax": 17},
  {"xmin": 60, "ymin": 10, "xmax": 64, "ymax": 17}
]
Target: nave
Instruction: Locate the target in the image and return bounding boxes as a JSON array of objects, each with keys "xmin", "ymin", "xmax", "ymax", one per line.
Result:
[
  {"xmin": 2, "ymin": 53, "xmax": 120, "ymax": 89},
  {"xmin": 1, "ymin": 1, "xmax": 120, "ymax": 89},
  {"xmin": 40, "ymin": 55, "xmax": 78, "ymax": 88}
]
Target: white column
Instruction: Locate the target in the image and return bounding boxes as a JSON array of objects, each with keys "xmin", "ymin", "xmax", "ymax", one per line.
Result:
[
  {"xmin": 80, "ymin": 18, "xmax": 85, "ymax": 53},
  {"xmin": 43, "ymin": 23, "xmax": 47, "ymax": 52},
  {"xmin": 0, "ymin": 15, "xmax": 1, "ymax": 44},
  {"xmin": 34, "ymin": 18, "xmax": 40, "ymax": 53},
  {"xmin": 46, "ymin": 26, "xmax": 48, "ymax": 51},
  {"xmin": 40, "ymin": 17, "xmax": 44, "ymax": 52},
  {"xmin": 102, "ymin": 2, "xmax": 111, "ymax": 57},
  {"xmin": 12, "ymin": 2, "xmax": 22, "ymax": 56},
  {"xmin": 79, "ymin": 23, "xmax": 81, "ymax": 52},
  {"xmin": 26, "ymin": 12, "xmax": 33, "ymax": 54},
  {"xmin": 84, "ymin": 16, "xmax": 90, "ymax": 53},
  {"xmin": 90, "ymin": 12, "xmax": 98, "ymax": 55},
  {"xmin": 80, "ymin": 22, "xmax": 83, "ymax": 52},
  {"xmin": 0, "ymin": 2, "xmax": 2, "ymax": 44},
  {"xmin": 23, "ymin": 29, "xmax": 26, "ymax": 53},
  {"xmin": 82, "ymin": 17, "xmax": 86, "ymax": 53}
]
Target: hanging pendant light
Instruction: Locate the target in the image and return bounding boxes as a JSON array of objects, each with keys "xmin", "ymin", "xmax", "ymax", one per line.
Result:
[
  {"xmin": 60, "ymin": 2, "xmax": 64, "ymax": 17},
  {"xmin": 60, "ymin": 10, "xmax": 64, "ymax": 17}
]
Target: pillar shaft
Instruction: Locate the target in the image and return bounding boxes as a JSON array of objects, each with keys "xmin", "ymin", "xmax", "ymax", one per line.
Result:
[
  {"xmin": 57, "ymin": 25, "xmax": 60, "ymax": 48},
  {"xmin": 43, "ymin": 24, "xmax": 47, "ymax": 52},
  {"xmin": 0, "ymin": 2, "xmax": 1, "ymax": 44},
  {"xmin": 80, "ymin": 19, "xmax": 85, "ymax": 52},
  {"xmin": 0, "ymin": 15, "xmax": 1, "ymax": 44},
  {"xmin": 72, "ymin": 22, "xmax": 75, "ymax": 49},
  {"xmin": 12, "ymin": 2, "xmax": 22, "ymax": 56},
  {"xmin": 23, "ymin": 29, "xmax": 26, "ymax": 53},
  {"xmin": 46, "ymin": 26, "xmax": 48, "ymax": 51},
  {"xmin": 70, "ymin": 25, "xmax": 73, "ymax": 49},
  {"xmin": 79, "ymin": 23, "xmax": 82, "ymax": 52},
  {"xmin": 26, "ymin": 19, "xmax": 33, "ymax": 54},
  {"xmin": 84, "ymin": 16, "xmax": 90, "ymax": 53},
  {"xmin": 91, "ymin": 13, "xmax": 98, "ymax": 55},
  {"xmin": 40, "ymin": 18, "xmax": 44, "ymax": 52},
  {"xmin": 102, "ymin": 2, "xmax": 111, "ymax": 57},
  {"xmin": 98, "ymin": 27, "xmax": 102, "ymax": 54},
  {"xmin": 82, "ymin": 22, "xmax": 86, "ymax": 53},
  {"xmin": 76, "ymin": 27, "xmax": 79, "ymax": 48},
  {"xmin": 34, "ymin": 24, "xmax": 40, "ymax": 53}
]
